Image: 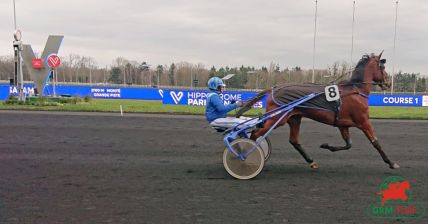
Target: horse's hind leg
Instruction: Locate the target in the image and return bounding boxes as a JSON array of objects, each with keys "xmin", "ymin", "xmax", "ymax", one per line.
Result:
[
  {"xmin": 320, "ymin": 127, "xmax": 352, "ymax": 152},
  {"xmin": 288, "ymin": 116, "xmax": 318, "ymax": 169},
  {"xmin": 359, "ymin": 121, "xmax": 399, "ymax": 169}
]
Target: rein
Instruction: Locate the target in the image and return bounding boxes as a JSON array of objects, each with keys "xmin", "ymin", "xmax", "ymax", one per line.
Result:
[
  {"xmin": 330, "ymin": 57, "xmax": 388, "ymax": 89},
  {"xmin": 327, "ymin": 81, "xmax": 385, "ymax": 100},
  {"xmin": 338, "ymin": 81, "xmax": 386, "ymax": 86}
]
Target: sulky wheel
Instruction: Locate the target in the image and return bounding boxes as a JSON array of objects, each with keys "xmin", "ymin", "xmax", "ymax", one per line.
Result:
[
  {"xmin": 246, "ymin": 132, "xmax": 272, "ymax": 162},
  {"xmin": 223, "ymin": 138, "xmax": 265, "ymax": 180},
  {"xmin": 256, "ymin": 136, "xmax": 272, "ymax": 162}
]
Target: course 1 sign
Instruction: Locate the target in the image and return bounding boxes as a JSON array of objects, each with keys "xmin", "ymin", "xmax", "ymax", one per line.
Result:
[{"xmin": 368, "ymin": 95, "xmax": 426, "ymax": 107}]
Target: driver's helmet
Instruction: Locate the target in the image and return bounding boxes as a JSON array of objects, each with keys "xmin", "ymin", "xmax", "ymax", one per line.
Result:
[{"xmin": 207, "ymin": 77, "xmax": 226, "ymax": 90}]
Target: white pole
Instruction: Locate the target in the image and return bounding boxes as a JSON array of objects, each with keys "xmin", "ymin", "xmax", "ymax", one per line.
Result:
[
  {"xmin": 391, "ymin": 1, "xmax": 398, "ymax": 94},
  {"xmin": 312, "ymin": 0, "xmax": 318, "ymax": 83},
  {"xmin": 13, "ymin": 0, "xmax": 17, "ymax": 30},
  {"xmin": 53, "ymin": 69, "xmax": 56, "ymax": 97},
  {"xmin": 350, "ymin": 1, "xmax": 355, "ymax": 77},
  {"xmin": 120, "ymin": 105, "xmax": 123, "ymax": 116},
  {"xmin": 18, "ymin": 45, "xmax": 24, "ymax": 101}
]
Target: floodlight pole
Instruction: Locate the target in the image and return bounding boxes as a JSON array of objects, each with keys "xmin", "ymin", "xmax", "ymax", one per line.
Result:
[
  {"xmin": 312, "ymin": 0, "xmax": 318, "ymax": 83},
  {"xmin": 391, "ymin": 1, "xmax": 398, "ymax": 94},
  {"xmin": 350, "ymin": 1, "xmax": 355, "ymax": 77},
  {"xmin": 13, "ymin": 0, "xmax": 17, "ymax": 30}
]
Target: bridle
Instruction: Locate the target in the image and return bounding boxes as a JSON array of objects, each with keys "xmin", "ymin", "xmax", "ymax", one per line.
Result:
[
  {"xmin": 336, "ymin": 58, "xmax": 389, "ymax": 89},
  {"xmin": 335, "ymin": 57, "xmax": 390, "ymax": 99}
]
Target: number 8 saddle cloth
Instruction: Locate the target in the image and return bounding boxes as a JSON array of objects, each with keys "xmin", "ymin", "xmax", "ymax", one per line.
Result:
[{"xmin": 272, "ymin": 83, "xmax": 340, "ymax": 112}]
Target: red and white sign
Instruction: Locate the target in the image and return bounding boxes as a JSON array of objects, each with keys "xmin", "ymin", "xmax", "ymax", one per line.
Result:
[
  {"xmin": 32, "ymin": 58, "xmax": 43, "ymax": 69},
  {"xmin": 423, "ymin": 95, "xmax": 428, "ymax": 107},
  {"xmin": 47, "ymin": 54, "xmax": 61, "ymax": 68}
]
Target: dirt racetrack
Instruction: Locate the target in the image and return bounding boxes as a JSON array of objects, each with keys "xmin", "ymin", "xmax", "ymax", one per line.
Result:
[{"xmin": 0, "ymin": 110, "xmax": 427, "ymax": 224}]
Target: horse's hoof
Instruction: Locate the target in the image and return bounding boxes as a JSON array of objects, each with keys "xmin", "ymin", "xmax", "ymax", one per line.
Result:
[
  {"xmin": 389, "ymin": 162, "xmax": 400, "ymax": 169},
  {"xmin": 320, "ymin": 143, "xmax": 329, "ymax": 149},
  {"xmin": 310, "ymin": 162, "xmax": 319, "ymax": 169}
]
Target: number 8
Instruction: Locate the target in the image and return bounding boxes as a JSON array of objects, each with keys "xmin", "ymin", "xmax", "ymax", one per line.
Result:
[{"xmin": 328, "ymin": 87, "xmax": 337, "ymax": 98}]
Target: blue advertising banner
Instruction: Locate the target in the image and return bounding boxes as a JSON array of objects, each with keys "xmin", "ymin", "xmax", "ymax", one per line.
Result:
[
  {"xmin": 1, "ymin": 84, "xmax": 427, "ymax": 107},
  {"xmin": 0, "ymin": 84, "xmax": 163, "ymax": 100},
  {"xmin": 0, "ymin": 84, "xmax": 37, "ymax": 99},
  {"xmin": 162, "ymin": 89, "xmax": 265, "ymax": 108},
  {"xmin": 162, "ymin": 89, "xmax": 428, "ymax": 108},
  {"xmin": 368, "ymin": 95, "xmax": 424, "ymax": 107}
]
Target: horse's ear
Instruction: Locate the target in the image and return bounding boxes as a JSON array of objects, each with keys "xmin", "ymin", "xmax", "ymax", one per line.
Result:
[{"xmin": 379, "ymin": 50, "xmax": 384, "ymax": 58}]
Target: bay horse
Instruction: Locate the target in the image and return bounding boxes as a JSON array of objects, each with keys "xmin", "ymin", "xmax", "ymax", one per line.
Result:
[{"xmin": 236, "ymin": 52, "xmax": 399, "ymax": 170}]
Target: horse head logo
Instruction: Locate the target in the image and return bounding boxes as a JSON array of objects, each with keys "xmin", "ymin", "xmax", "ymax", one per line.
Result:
[
  {"xmin": 377, "ymin": 179, "xmax": 411, "ymax": 206},
  {"xmin": 170, "ymin": 91, "xmax": 183, "ymax": 104}
]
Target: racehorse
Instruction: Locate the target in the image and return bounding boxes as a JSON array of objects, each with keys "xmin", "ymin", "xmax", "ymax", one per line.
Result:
[{"xmin": 236, "ymin": 52, "xmax": 400, "ymax": 170}]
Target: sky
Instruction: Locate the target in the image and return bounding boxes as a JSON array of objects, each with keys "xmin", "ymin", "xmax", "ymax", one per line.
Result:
[{"xmin": 0, "ymin": 0, "xmax": 427, "ymax": 75}]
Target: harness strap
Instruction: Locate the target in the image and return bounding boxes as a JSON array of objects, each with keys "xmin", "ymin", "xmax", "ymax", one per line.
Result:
[
  {"xmin": 333, "ymin": 104, "xmax": 341, "ymax": 127},
  {"xmin": 340, "ymin": 87, "xmax": 368, "ymax": 99},
  {"xmin": 333, "ymin": 87, "xmax": 367, "ymax": 127}
]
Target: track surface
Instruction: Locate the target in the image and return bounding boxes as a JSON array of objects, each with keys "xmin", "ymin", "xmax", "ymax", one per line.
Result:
[{"xmin": 0, "ymin": 111, "xmax": 427, "ymax": 224}]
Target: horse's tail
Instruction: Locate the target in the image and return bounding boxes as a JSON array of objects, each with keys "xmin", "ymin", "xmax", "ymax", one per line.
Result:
[{"xmin": 236, "ymin": 88, "xmax": 271, "ymax": 118}]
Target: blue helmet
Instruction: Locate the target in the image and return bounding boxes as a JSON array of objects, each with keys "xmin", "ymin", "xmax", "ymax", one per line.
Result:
[{"xmin": 207, "ymin": 77, "xmax": 225, "ymax": 90}]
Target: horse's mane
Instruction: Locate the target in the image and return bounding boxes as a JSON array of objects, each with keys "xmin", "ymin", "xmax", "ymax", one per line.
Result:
[{"xmin": 341, "ymin": 54, "xmax": 372, "ymax": 85}]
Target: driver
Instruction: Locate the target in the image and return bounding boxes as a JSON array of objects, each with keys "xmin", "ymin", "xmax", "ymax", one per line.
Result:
[{"xmin": 205, "ymin": 77, "xmax": 256, "ymax": 128}]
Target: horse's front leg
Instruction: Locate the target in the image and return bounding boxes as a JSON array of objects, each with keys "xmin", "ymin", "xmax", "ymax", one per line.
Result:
[
  {"xmin": 320, "ymin": 127, "xmax": 352, "ymax": 152},
  {"xmin": 359, "ymin": 121, "xmax": 399, "ymax": 169}
]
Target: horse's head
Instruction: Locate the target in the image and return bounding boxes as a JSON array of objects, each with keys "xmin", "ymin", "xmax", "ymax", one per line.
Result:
[{"xmin": 367, "ymin": 51, "xmax": 391, "ymax": 90}]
